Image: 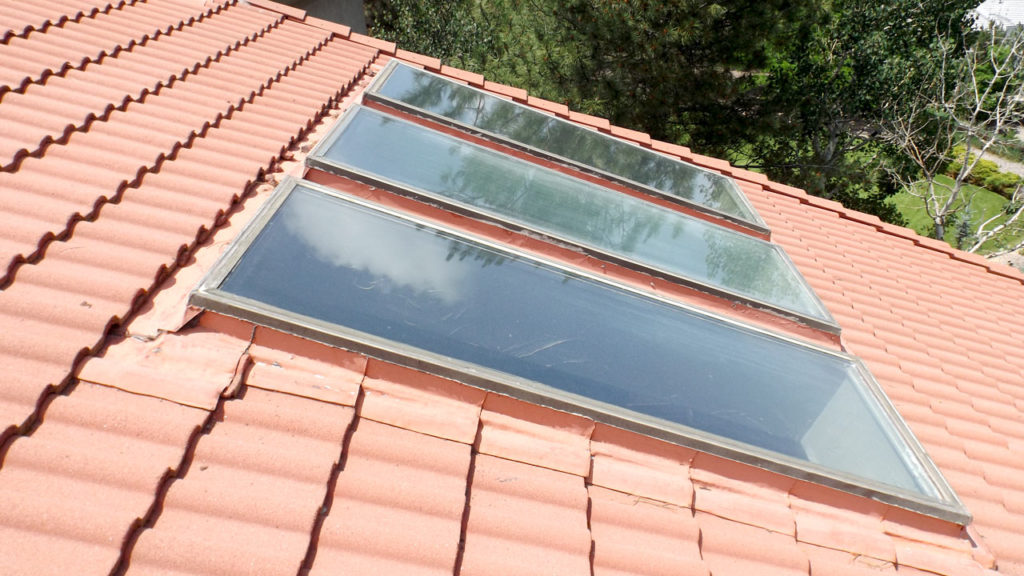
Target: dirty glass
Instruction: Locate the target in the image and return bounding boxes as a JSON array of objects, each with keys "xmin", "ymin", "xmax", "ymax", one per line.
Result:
[
  {"xmin": 218, "ymin": 183, "xmax": 938, "ymax": 498},
  {"xmin": 372, "ymin": 61, "xmax": 762, "ymax": 225},
  {"xmin": 314, "ymin": 106, "xmax": 830, "ymax": 322}
]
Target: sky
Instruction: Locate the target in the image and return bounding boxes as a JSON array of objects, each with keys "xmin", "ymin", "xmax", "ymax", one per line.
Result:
[{"xmin": 975, "ymin": 0, "xmax": 1024, "ymax": 26}]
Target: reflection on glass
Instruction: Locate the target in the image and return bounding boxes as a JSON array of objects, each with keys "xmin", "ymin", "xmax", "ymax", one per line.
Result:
[
  {"xmin": 373, "ymin": 61, "xmax": 761, "ymax": 224},
  {"xmin": 317, "ymin": 106, "xmax": 830, "ymax": 321},
  {"xmin": 220, "ymin": 184, "xmax": 937, "ymax": 498}
]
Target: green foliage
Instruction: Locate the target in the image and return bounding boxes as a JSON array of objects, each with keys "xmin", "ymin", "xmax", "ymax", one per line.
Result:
[
  {"xmin": 943, "ymin": 145, "xmax": 1021, "ymax": 197},
  {"xmin": 983, "ymin": 171, "xmax": 1022, "ymax": 197},
  {"xmin": 367, "ymin": 0, "xmax": 979, "ymax": 225},
  {"xmin": 745, "ymin": 0, "xmax": 977, "ymax": 222},
  {"xmin": 970, "ymin": 157, "xmax": 1001, "ymax": 186},
  {"xmin": 890, "ymin": 174, "xmax": 1022, "ymax": 253},
  {"xmin": 366, "ymin": 0, "xmax": 493, "ymax": 65}
]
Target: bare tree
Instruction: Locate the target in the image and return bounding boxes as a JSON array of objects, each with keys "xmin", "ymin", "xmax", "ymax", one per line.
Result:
[
  {"xmin": 966, "ymin": 183, "xmax": 1024, "ymax": 255},
  {"xmin": 881, "ymin": 23, "xmax": 1024, "ymax": 246}
]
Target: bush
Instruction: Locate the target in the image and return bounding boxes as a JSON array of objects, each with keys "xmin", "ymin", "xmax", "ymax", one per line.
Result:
[
  {"xmin": 984, "ymin": 171, "xmax": 1022, "ymax": 198},
  {"xmin": 969, "ymin": 157, "xmax": 1001, "ymax": 187},
  {"xmin": 943, "ymin": 145, "xmax": 1020, "ymax": 197}
]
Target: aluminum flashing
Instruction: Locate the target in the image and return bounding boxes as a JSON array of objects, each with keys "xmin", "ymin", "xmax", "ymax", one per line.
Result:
[
  {"xmin": 192, "ymin": 178, "xmax": 967, "ymax": 522},
  {"xmin": 308, "ymin": 105, "xmax": 835, "ymax": 328},
  {"xmin": 367, "ymin": 60, "xmax": 766, "ymax": 231}
]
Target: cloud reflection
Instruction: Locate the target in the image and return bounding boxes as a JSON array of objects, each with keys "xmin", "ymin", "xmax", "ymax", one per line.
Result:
[{"xmin": 283, "ymin": 193, "xmax": 468, "ymax": 305}]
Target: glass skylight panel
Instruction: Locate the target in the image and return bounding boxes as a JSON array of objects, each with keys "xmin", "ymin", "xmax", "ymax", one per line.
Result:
[
  {"xmin": 368, "ymin": 61, "xmax": 764, "ymax": 227},
  {"xmin": 197, "ymin": 180, "xmax": 963, "ymax": 519},
  {"xmin": 309, "ymin": 105, "xmax": 832, "ymax": 324}
]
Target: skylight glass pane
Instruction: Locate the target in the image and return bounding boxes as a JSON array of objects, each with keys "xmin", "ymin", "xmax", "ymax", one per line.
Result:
[
  {"xmin": 216, "ymin": 183, "xmax": 939, "ymax": 499},
  {"xmin": 313, "ymin": 106, "xmax": 830, "ymax": 322},
  {"xmin": 371, "ymin": 61, "xmax": 762, "ymax": 225}
]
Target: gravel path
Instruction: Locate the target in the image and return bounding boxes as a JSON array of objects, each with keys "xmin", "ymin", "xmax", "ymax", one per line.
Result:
[{"xmin": 985, "ymin": 153, "xmax": 1024, "ymax": 178}]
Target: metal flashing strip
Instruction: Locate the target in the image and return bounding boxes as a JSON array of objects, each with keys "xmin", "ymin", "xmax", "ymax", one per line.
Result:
[
  {"xmin": 366, "ymin": 60, "xmax": 770, "ymax": 235},
  {"xmin": 306, "ymin": 105, "xmax": 837, "ymax": 330},
  {"xmin": 191, "ymin": 177, "xmax": 969, "ymax": 525}
]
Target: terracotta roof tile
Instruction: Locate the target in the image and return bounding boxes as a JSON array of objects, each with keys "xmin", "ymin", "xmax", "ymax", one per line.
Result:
[
  {"xmin": 125, "ymin": 386, "xmax": 352, "ymax": 575},
  {"xmin": 0, "ymin": 0, "xmax": 123, "ymax": 41},
  {"xmin": 483, "ymin": 79, "xmax": 528, "ymax": 101},
  {"xmin": 789, "ymin": 481, "xmax": 895, "ymax": 562},
  {"xmin": 0, "ymin": 0, "xmax": 213, "ymax": 93},
  {"xmin": 0, "ymin": 382, "xmax": 206, "ymax": 575},
  {"xmin": 690, "ymin": 452, "xmax": 796, "ymax": 536},
  {"xmin": 5, "ymin": 3, "xmax": 1024, "ymax": 575},
  {"xmin": 590, "ymin": 424, "xmax": 696, "ymax": 507},
  {"xmin": 460, "ymin": 454, "xmax": 592, "ymax": 576},
  {"xmin": 397, "ymin": 49, "xmax": 441, "ymax": 71},
  {"xmin": 360, "ymin": 359, "xmax": 485, "ymax": 444},
  {"xmin": 78, "ymin": 314, "xmax": 252, "ymax": 410},
  {"xmin": 304, "ymin": 15, "xmax": 351, "ymax": 38},
  {"xmin": 311, "ymin": 418, "xmax": 471, "ymax": 576},
  {"xmin": 526, "ymin": 94, "xmax": 570, "ymax": 117},
  {"xmin": 245, "ymin": 0, "xmax": 304, "ymax": 19},
  {"xmin": 609, "ymin": 124, "xmax": 652, "ymax": 145},
  {"xmin": 438, "ymin": 64, "xmax": 484, "ymax": 87},
  {"xmin": 894, "ymin": 539, "xmax": 987, "ymax": 576},
  {"xmin": 477, "ymin": 393, "xmax": 594, "ymax": 477},
  {"xmin": 567, "ymin": 109, "xmax": 611, "ymax": 131},
  {"xmin": 697, "ymin": 511, "xmax": 809, "ymax": 576},
  {"xmin": 347, "ymin": 31, "xmax": 396, "ymax": 54},
  {"xmin": 589, "ymin": 485, "xmax": 708, "ymax": 576},
  {"xmin": 247, "ymin": 327, "xmax": 364, "ymax": 406},
  {"xmin": 800, "ymin": 543, "xmax": 898, "ymax": 575}
]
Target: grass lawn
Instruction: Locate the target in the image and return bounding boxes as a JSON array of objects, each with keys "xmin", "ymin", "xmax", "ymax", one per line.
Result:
[{"xmin": 889, "ymin": 174, "xmax": 1023, "ymax": 254}]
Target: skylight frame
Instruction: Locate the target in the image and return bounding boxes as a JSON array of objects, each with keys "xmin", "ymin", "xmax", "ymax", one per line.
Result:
[
  {"xmin": 191, "ymin": 177, "xmax": 969, "ymax": 525},
  {"xmin": 364, "ymin": 59, "xmax": 770, "ymax": 235},
  {"xmin": 306, "ymin": 104, "xmax": 838, "ymax": 332}
]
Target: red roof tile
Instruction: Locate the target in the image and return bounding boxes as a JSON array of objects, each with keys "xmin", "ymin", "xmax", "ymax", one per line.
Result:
[
  {"xmin": 311, "ymin": 418, "xmax": 471, "ymax": 576},
  {"xmin": 460, "ymin": 454, "xmax": 592, "ymax": 576},
  {"xmin": 360, "ymin": 359, "xmax": 485, "ymax": 444},
  {"xmin": 2, "ymin": 2, "xmax": 1023, "ymax": 575},
  {"xmin": 697, "ymin": 511, "xmax": 809, "ymax": 576},
  {"xmin": 126, "ymin": 386, "xmax": 353, "ymax": 575},
  {"xmin": 0, "ymin": 382, "xmax": 206, "ymax": 575},
  {"xmin": 590, "ymin": 423, "xmax": 695, "ymax": 507},
  {"xmin": 589, "ymin": 485, "xmax": 708, "ymax": 576},
  {"xmin": 476, "ymin": 393, "xmax": 594, "ymax": 477}
]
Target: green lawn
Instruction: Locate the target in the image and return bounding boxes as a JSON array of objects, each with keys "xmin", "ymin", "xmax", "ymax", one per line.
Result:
[{"xmin": 889, "ymin": 174, "xmax": 1023, "ymax": 254}]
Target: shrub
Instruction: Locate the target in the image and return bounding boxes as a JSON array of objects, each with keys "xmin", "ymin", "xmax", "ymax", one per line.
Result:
[
  {"xmin": 984, "ymin": 171, "xmax": 1022, "ymax": 198},
  {"xmin": 967, "ymin": 157, "xmax": 1000, "ymax": 187}
]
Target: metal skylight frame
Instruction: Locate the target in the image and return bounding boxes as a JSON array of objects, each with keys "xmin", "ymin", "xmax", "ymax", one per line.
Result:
[
  {"xmin": 191, "ymin": 177, "xmax": 970, "ymax": 525},
  {"xmin": 364, "ymin": 59, "xmax": 770, "ymax": 235},
  {"xmin": 306, "ymin": 104, "xmax": 838, "ymax": 332}
]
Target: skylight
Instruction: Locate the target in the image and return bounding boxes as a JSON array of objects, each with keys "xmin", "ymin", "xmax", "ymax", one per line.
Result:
[
  {"xmin": 367, "ymin": 60, "xmax": 765, "ymax": 230},
  {"xmin": 194, "ymin": 179, "xmax": 967, "ymax": 522},
  {"xmin": 308, "ymin": 105, "xmax": 833, "ymax": 326}
]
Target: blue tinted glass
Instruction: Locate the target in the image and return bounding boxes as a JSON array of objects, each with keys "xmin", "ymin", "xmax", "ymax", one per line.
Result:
[
  {"xmin": 373, "ymin": 62, "xmax": 761, "ymax": 225},
  {"xmin": 315, "ymin": 106, "xmax": 830, "ymax": 322},
  {"xmin": 219, "ymin": 184, "xmax": 936, "ymax": 497}
]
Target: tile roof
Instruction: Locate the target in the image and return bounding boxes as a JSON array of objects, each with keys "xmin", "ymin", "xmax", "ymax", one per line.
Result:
[{"xmin": 0, "ymin": 1, "xmax": 1021, "ymax": 575}]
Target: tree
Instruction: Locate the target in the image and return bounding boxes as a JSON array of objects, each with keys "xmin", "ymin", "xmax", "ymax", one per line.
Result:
[
  {"xmin": 739, "ymin": 0, "xmax": 977, "ymax": 221},
  {"xmin": 968, "ymin": 183, "xmax": 1024, "ymax": 255},
  {"xmin": 367, "ymin": 1, "xmax": 981, "ymax": 226},
  {"xmin": 880, "ymin": 24, "xmax": 1024, "ymax": 243}
]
